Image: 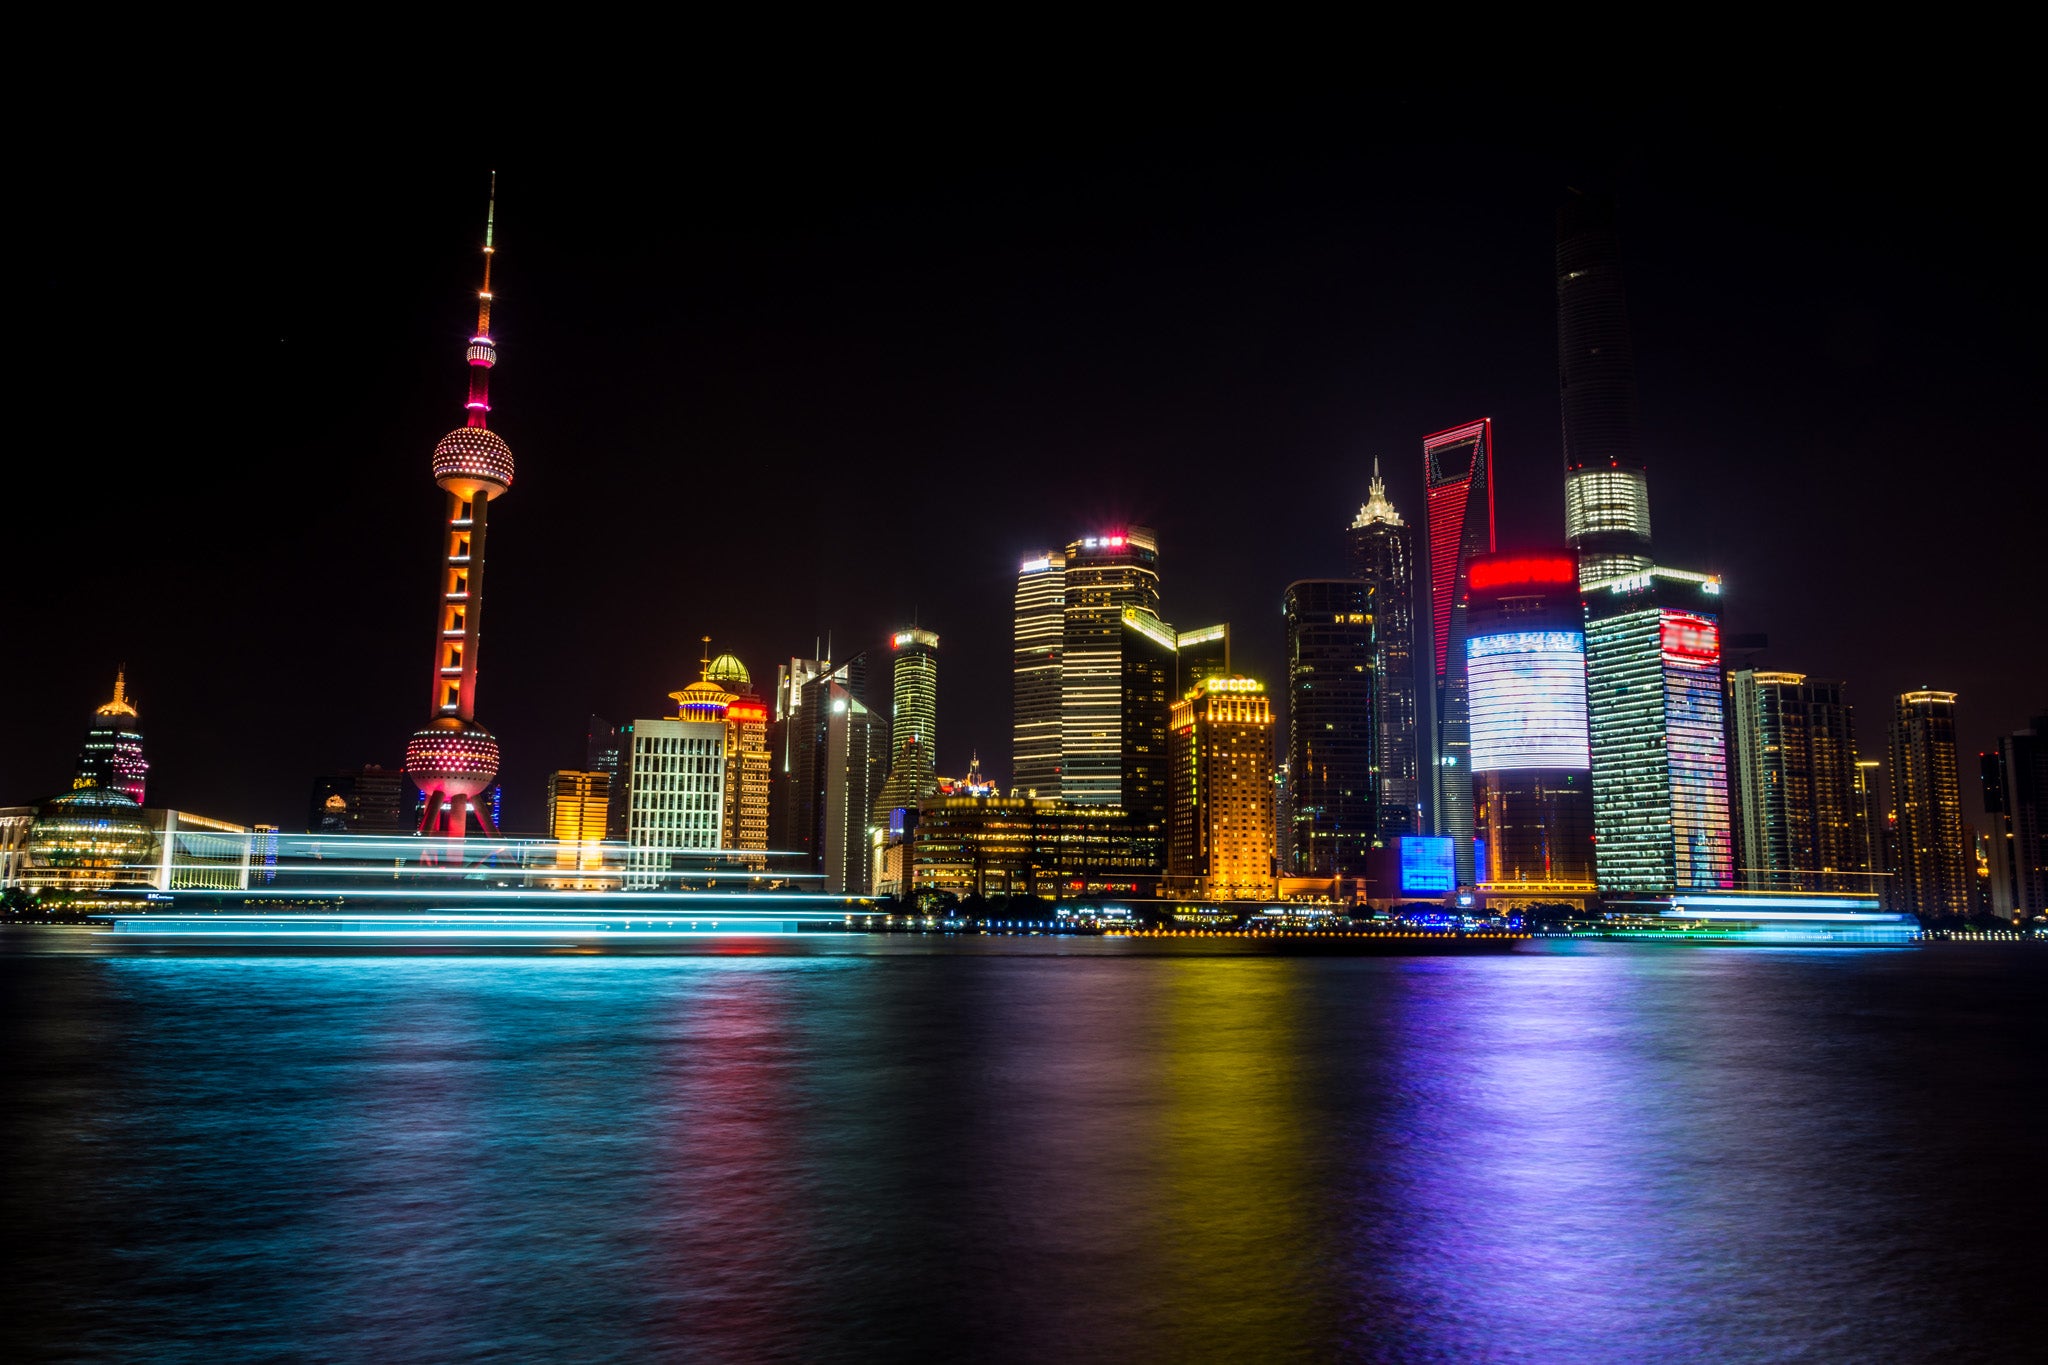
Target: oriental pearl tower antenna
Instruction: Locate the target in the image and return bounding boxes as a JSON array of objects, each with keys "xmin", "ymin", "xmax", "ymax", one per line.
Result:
[{"xmin": 404, "ymin": 173, "xmax": 515, "ymax": 839}]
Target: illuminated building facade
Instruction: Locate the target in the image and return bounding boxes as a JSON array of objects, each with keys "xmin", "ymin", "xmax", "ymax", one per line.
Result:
[
  {"xmin": 23, "ymin": 788, "xmax": 153, "ymax": 894},
  {"xmin": 1886, "ymin": 689, "xmax": 1968, "ymax": 917},
  {"xmin": 1852, "ymin": 759, "xmax": 1887, "ymax": 903},
  {"xmin": 721, "ymin": 692, "xmax": 771, "ymax": 854},
  {"xmin": 1423, "ymin": 420, "xmax": 1495, "ymax": 884},
  {"xmin": 1166, "ymin": 676, "xmax": 1277, "ymax": 901},
  {"xmin": 1348, "ymin": 461, "xmax": 1421, "ymax": 837},
  {"xmin": 0, "ymin": 807, "xmax": 33, "ymax": 888},
  {"xmin": 912, "ymin": 795, "xmax": 1164, "ymax": 901},
  {"xmin": 1583, "ymin": 566, "xmax": 1734, "ymax": 893},
  {"xmin": 1176, "ymin": 623, "xmax": 1230, "ymax": 694},
  {"xmin": 1727, "ymin": 671, "xmax": 1873, "ymax": 893},
  {"xmin": 1012, "ymin": 552, "xmax": 1065, "ymax": 798},
  {"xmin": 546, "ymin": 769, "xmax": 610, "ymax": 886},
  {"xmin": 404, "ymin": 179, "xmax": 515, "ymax": 838},
  {"xmin": 145, "ymin": 810, "xmax": 252, "ymax": 891},
  {"xmin": 307, "ymin": 765, "xmax": 407, "ymax": 835},
  {"xmin": 1281, "ymin": 580, "xmax": 1375, "ymax": 878},
  {"xmin": 875, "ymin": 629, "xmax": 940, "ymax": 824},
  {"xmin": 1061, "ymin": 528, "xmax": 1163, "ymax": 808},
  {"xmin": 1557, "ymin": 194, "xmax": 1654, "ymax": 585},
  {"xmin": 1982, "ymin": 715, "xmax": 2047, "ymax": 920},
  {"xmin": 77, "ymin": 670, "xmax": 148, "ymax": 805},
  {"xmin": 1464, "ymin": 552, "xmax": 1595, "ymax": 903},
  {"xmin": 625, "ymin": 716, "xmax": 727, "ymax": 887}
]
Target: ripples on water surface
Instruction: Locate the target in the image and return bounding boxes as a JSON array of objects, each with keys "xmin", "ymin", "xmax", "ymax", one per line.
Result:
[{"xmin": 2, "ymin": 936, "xmax": 2041, "ymax": 1363}]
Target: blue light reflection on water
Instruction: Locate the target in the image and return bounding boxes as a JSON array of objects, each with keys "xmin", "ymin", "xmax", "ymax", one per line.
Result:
[{"xmin": 0, "ymin": 939, "xmax": 2040, "ymax": 1362}]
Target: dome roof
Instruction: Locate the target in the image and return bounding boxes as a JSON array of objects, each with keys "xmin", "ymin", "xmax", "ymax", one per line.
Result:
[{"xmin": 705, "ymin": 653, "xmax": 751, "ymax": 686}]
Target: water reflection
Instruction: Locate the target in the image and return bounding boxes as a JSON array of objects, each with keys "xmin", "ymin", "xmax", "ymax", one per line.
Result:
[{"xmin": 0, "ymin": 940, "xmax": 2039, "ymax": 1362}]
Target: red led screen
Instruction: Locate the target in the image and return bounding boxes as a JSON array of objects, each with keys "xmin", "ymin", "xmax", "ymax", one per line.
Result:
[{"xmin": 1468, "ymin": 554, "xmax": 1577, "ymax": 592}]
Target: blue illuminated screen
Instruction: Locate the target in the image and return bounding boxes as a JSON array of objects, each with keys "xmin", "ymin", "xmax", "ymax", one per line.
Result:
[{"xmin": 1400, "ymin": 836, "xmax": 1456, "ymax": 894}]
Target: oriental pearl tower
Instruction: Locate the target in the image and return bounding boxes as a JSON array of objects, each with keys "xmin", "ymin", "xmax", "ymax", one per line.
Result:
[{"xmin": 404, "ymin": 175, "xmax": 516, "ymax": 837}]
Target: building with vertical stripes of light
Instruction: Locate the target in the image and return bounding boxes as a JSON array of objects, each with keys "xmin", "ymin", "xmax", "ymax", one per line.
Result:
[
  {"xmin": 626, "ymin": 716, "xmax": 727, "ymax": 888},
  {"xmin": 1583, "ymin": 565, "xmax": 1733, "ymax": 893},
  {"xmin": 1011, "ymin": 553, "xmax": 1065, "ymax": 798},
  {"xmin": 1060, "ymin": 529, "xmax": 1163, "ymax": 810},
  {"xmin": 545, "ymin": 770, "xmax": 611, "ymax": 888},
  {"xmin": 1167, "ymin": 677, "xmax": 1278, "ymax": 901},
  {"xmin": 875, "ymin": 628, "xmax": 940, "ymax": 824},
  {"xmin": 1423, "ymin": 420, "xmax": 1495, "ymax": 886}
]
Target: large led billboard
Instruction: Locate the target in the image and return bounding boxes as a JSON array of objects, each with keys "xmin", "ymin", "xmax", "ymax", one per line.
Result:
[
  {"xmin": 1466, "ymin": 631, "xmax": 1591, "ymax": 772},
  {"xmin": 1399, "ymin": 836, "xmax": 1457, "ymax": 894}
]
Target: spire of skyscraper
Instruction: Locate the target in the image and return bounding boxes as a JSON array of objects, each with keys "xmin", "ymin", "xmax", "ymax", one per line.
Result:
[
  {"xmin": 98, "ymin": 666, "xmax": 137, "ymax": 718},
  {"xmin": 1352, "ymin": 458, "xmax": 1405, "ymax": 528},
  {"xmin": 404, "ymin": 175, "xmax": 516, "ymax": 839}
]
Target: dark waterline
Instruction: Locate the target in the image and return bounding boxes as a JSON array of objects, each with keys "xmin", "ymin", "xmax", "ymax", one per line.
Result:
[{"xmin": 3, "ymin": 934, "xmax": 2041, "ymax": 1363}]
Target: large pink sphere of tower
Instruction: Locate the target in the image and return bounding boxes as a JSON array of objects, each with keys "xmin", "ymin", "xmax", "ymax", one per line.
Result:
[
  {"xmin": 405, "ymin": 717, "xmax": 500, "ymax": 800},
  {"xmin": 432, "ymin": 427, "xmax": 515, "ymax": 499}
]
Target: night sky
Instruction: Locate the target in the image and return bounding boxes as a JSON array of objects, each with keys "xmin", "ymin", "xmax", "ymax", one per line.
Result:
[{"xmin": 9, "ymin": 95, "xmax": 2039, "ymax": 833}]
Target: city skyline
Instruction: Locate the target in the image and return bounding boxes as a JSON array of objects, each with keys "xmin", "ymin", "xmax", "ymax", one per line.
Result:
[{"xmin": 8, "ymin": 108, "xmax": 2040, "ymax": 834}]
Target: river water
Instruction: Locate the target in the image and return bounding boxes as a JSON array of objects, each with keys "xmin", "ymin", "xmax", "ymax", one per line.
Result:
[{"xmin": 2, "ymin": 934, "xmax": 2040, "ymax": 1363}]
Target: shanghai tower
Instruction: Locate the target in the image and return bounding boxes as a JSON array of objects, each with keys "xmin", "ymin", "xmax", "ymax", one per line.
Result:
[
  {"xmin": 1556, "ymin": 193, "xmax": 1653, "ymax": 584},
  {"xmin": 403, "ymin": 177, "xmax": 516, "ymax": 838}
]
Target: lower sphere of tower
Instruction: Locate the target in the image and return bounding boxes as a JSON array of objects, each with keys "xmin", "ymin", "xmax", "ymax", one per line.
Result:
[
  {"xmin": 431, "ymin": 427, "xmax": 515, "ymax": 498},
  {"xmin": 404, "ymin": 719, "xmax": 500, "ymax": 796}
]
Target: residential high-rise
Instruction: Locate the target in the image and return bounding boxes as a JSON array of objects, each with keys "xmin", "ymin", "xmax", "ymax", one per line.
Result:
[
  {"xmin": 874, "ymin": 628, "xmax": 940, "ymax": 824},
  {"xmin": 1166, "ymin": 676, "xmax": 1278, "ymax": 901},
  {"xmin": 1557, "ymin": 193, "xmax": 1654, "ymax": 585},
  {"xmin": 1465, "ymin": 552, "xmax": 1595, "ymax": 904},
  {"xmin": 1348, "ymin": 462, "xmax": 1421, "ymax": 837},
  {"xmin": 1011, "ymin": 552, "xmax": 1065, "ymax": 798},
  {"xmin": 77, "ymin": 670, "xmax": 148, "ymax": 806},
  {"xmin": 1423, "ymin": 420, "xmax": 1495, "ymax": 884},
  {"xmin": 1886, "ymin": 689, "xmax": 1968, "ymax": 917},
  {"xmin": 1282, "ymin": 580, "xmax": 1375, "ymax": 879},
  {"xmin": 403, "ymin": 179, "xmax": 515, "ymax": 839},
  {"xmin": 1583, "ymin": 566, "xmax": 1734, "ymax": 893},
  {"xmin": 1727, "ymin": 672, "xmax": 1872, "ymax": 893},
  {"xmin": 1983, "ymin": 714, "xmax": 2047, "ymax": 920},
  {"xmin": 545, "ymin": 769, "xmax": 610, "ymax": 887},
  {"xmin": 1176, "ymin": 624, "xmax": 1231, "ymax": 694},
  {"xmin": 1061, "ymin": 528, "xmax": 1163, "ymax": 808}
]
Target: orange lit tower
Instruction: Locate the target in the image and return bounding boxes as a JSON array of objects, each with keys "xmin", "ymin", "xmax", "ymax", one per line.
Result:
[{"xmin": 405, "ymin": 176, "xmax": 516, "ymax": 837}]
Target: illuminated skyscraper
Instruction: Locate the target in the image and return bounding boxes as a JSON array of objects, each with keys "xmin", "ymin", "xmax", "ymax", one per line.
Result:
[
  {"xmin": 1852, "ymin": 759, "xmax": 1886, "ymax": 901},
  {"xmin": 1583, "ymin": 566, "xmax": 1734, "ymax": 893},
  {"xmin": 820, "ymin": 672, "xmax": 886, "ymax": 894},
  {"xmin": 1727, "ymin": 672, "xmax": 1871, "ymax": 893},
  {"xmin": 545, "ymin": 769, "xmax": 610, "ymax": 887},
  {"xmin": 1886, "ymin": 689, "xmax": 1967, "ymax": 917},
  {"xmin": 1167, "ymin": 676, "xmax": 1278, "ymax": 900},
  {"xmin": 1282, "ymin": 580, "xmax": 1375, "ymax": 879},
  {"xmin": 703, "ymin": 653, "xmax": 771, "ymax": 856},
  {"xmin": 1348, "ymin": 462, "xmax": 1421, "ymax": 837},
  {"xmin": 1012, "ymin": 552, "xmax": 1065, "ymax": 798},
  {"xmin": 1119, "ymin": 607, "xmax": 1179, "ymax": 829},
  {"xmin": 1464, "ymin": 553, "xmax": 1595, "ymax": 904},
  {"xmin": 77, "ymin": 670, "xmax": 148, "ymax": 806},
  {"xmin": 767, "ymin": 656, "xmax": 827, "ymax": 854},
  {"xmin": 403, "ymin": 178, "xmax": 516, "ymax": 838},
  {"xmin": 586, "ymin": 716, "xmax": 629, "ymax": 841},
  {"xmin": 1557, "ymin": 193, "xmax": 1654, "ymax": 585},
  {"xmin": 308, "ymin": 765, "xmax": 407, "ymax": 834},
  {"xmin": 1061, "ymin": 528, "xmax": 1163, "ymax": 808},
  {"xmin": 1423, "ymin": 420, "xmax": 1495, "ymax": 884},
  {"xmin": 875, "ymin": 629, "xmax": 940, "ymax": 823}
]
